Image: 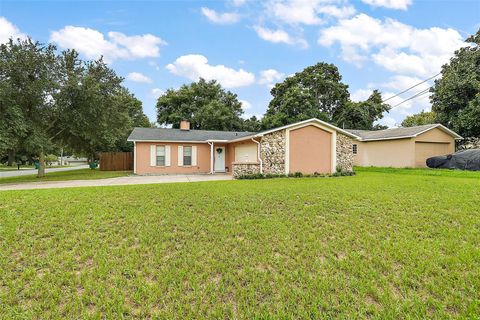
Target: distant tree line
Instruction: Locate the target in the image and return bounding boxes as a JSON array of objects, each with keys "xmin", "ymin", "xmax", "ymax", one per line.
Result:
[{"xmin": 0, "ymin": 38, "xmax": 150, "ymax": 176}]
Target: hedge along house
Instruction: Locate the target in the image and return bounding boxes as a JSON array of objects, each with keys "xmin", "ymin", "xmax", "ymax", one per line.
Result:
[
  {"xmin": 346, "ymin": 124, "xmax": 462, "ymax": 168},
  {"xmin": 127, "ymin": 119, "xmax": 359, "ymax": 177}
]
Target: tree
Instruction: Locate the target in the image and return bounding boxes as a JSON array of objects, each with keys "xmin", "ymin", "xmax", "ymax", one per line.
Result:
[
  {"xmin": 261, "ymin": 63, "xmax": 350, "ymax": 129},
  {"xmin": 401, "ymin": 111, "xmax": 437, "ymax": 127},
  {"xmin": 333, "ymin": 90, "xmax": 390, "ymax": 130},
  {"xmin": 156, "ymin": 78, "xmax": 245, "ymax": 131},
  {"xmin": 242, "ymin": 116, "xmax": 262, "ymax": 132},
  {"xmin": 0, "ymin": 38, "xmax": 59, "ymax": 177},
  {"xmin": 54, "ymin": 52, "xmax": 132, "ymax": 160},
  {"xmin": 115, "ymin": 88, "xmax": 151, "ymax": 151},
  {"xmin": 431, "ymin": 29, "xmax": 480, "ymax": 137}
]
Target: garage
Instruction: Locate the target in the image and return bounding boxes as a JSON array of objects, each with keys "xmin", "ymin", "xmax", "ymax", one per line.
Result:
[
  {"xmin": 415, "ymin": 142, "xmax": 452, "ymax": 167},
  {"xmin": 348, "ymin": 124, "xmax": 461, "ymax": 168}
]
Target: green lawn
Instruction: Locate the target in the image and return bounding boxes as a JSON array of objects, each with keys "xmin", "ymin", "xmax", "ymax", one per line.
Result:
[
  {"xmin": 0, "ymin": 168, "xmax": 479, "ymax": 318},
  {"xmin": 0, "ymin": 169, "xmax": 131, "ymax": 184}
]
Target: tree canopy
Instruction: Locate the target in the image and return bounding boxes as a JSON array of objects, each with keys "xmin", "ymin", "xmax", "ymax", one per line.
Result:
[
  {"xmin": 431, "ymin": 29, "xmax": 480, "ymax": 137},
  {"xmin": 261, "ymin": 63, "xmax": 350, "ymax": 129},
  {"xmin": 261, "ymin": 62, "xmax": 389, "ymax": 130},
  {"xmin": 334, "ymin": 90, "xmax": 390, "ymax": 130},
  {"xmin": 0, "ymin": 38, "xmax": 150, "ymax": 175},
  {"xmin": 401, "ymin": 111, "xmax": 437, "ymax": 127},
  {"xmin": 156, "ymin": 78, "xmax": 246, "ymax": 131}
]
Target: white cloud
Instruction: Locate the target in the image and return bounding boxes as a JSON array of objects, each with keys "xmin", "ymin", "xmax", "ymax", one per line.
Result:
[
  {"xmin": 258, "ymin": 69, "xmax": 285, "ymax": 88},
  {"xmin": 166, "ymin": 54, "xmax": 255, "ymax": 88},
  {"xmin": 151, "ymin": 88, "xmax": 164, "ymax": 99},
  {"xmin": 108, "ymin": 32, "xmax": 166, "ymax": 58},
  {"xmin": 0, "ymin": 17, "xmax": 27, "ymax": 43},
  {"xmin": 148, "ymin": 61, "xmax": 160, "ymax": 71},
  {"xmin": 50, "ymin": 26, "xmax": 166, "ymax": 63},
  {"xmin": 126, "ymin": 72, "xmax": 152, "ymax": 83},
  {"xmin": 318, "ymin": 14, "xmax": 464, "ymax": 77},
  {"xmin": 267, "ymin": 0, "xmax": 356, "ymax": 25},
  {"xmin": 232, "ymin": 0, "xmax": 247, "ymax": 6},
  {"xmin": 201, "ymin": 7, "xmax": 240, "ymax": 24},
  {"xmin": 350, "ymin": 89, "xmax": 373, "ymax": 102},
  {"xmin": 375, "ymin": 116, "xmax": 398, "ymax": 128},
  {"xmin": 254, "ymin": 26, "xmax": 308, "ymax": 48},
  {"xmin": 239, "ymin": 99, "xmax": 252, "ymax": 110},
  {"xmin": 242, "ymin": 112, "xmax": 263, "ymax": 120},
  {"xmin": 361, "ymin": 0, "xmax": 412, "ymax": 10}
]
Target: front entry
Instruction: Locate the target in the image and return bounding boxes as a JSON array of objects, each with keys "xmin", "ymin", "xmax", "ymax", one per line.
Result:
[{"xmin": 214, "ymin": 146, "xmax": 226, "ymax": 172}]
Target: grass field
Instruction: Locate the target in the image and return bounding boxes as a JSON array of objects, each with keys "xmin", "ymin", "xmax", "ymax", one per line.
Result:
[
  {"xmin": 0, "ymin": 168, "xmax": 479, "ymax": 318},
  {"xmin": 0, "ymin": 169, "xmax": 132, "ymax": 184}
]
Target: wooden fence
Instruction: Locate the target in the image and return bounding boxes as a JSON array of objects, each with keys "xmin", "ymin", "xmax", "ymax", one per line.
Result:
[{"xmin": 100, "ymin": 152, "xmax": 133, "ymax": 171}]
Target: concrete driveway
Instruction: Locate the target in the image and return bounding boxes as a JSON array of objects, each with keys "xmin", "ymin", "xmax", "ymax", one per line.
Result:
[
  {"xmin": 0, "ymin": 165, "xmax": 89, "ymax": 178},
  {"xmin": 0, "ymin": 174, "xmax": 233, "ymax": 191}
]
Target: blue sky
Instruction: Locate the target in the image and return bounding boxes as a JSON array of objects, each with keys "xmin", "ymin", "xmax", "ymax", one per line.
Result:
[{"xmin": 1, "ymin": 0, "xmax": 479, "ymax": 127}]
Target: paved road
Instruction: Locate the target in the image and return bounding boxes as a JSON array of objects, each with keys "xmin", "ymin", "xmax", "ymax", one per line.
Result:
[
  {"xmin": 0, "ymin": 165, "xmax": 89, "ymax": 178},
  {"xmin": 0, "ymin": 174, "xmax": 233, "ymax": 191}
]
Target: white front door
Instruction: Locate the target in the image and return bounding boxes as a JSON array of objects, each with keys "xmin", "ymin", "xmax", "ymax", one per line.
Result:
[{"xmin": 214, "ymin": 147, "xmax": 225, "ymax": 172}]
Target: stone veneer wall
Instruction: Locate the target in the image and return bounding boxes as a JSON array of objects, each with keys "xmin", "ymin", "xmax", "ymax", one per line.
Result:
[
  {"xmin": 232, "ymin": 163, "xmax": 260, "ymax": 177},
  {"xmin": 336, "ymin": 133, "xmax": 354, "ymax": 172},
  {"xmin": 260, "ymin": 130, "xmax": 286, "ymax": 174}
]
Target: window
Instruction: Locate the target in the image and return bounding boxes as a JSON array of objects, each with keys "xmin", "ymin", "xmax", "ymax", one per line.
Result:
[
  {"xmin": 156, "ymin": 145, "xmax": 165, "ymax": 166},
  {"xmin": 234, "ymin": 144, "xmax": 258, "ymax": 163},
  {"xmin": 352, "ymin": 144, "xmax": 358, "ymax": 155},
  {"xmin": 183, "ymin": 146, "xmax": 192, "ymax": 166}
]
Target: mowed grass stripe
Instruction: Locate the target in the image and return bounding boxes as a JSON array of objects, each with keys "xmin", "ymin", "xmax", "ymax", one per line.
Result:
[{"xmin": 0, "ymin": 169, "xmax": 479, "ymax": 318}]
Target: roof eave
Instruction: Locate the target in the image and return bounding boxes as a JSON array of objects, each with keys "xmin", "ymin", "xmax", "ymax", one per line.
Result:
[
  {"xmin": 127, "ymin": 139, "xmax": 208, "ymax": 143},
  {"xmin": 255, "ymin": 118, "xmax": 361, "ymax": 139}
]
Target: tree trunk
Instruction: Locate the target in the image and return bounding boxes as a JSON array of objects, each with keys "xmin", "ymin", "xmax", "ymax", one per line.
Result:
[
  {"xmin": 37, "ymin": 151, "xmax": 46, "ymax": 178},
  {"xmin": 7, "ymin": 149, "xmax": 15, "ymax": 166}
]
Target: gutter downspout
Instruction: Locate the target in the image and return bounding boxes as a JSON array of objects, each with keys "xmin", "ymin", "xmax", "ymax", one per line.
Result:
[
  {"xmin": 208, "ymin": 141, "xmax": 214, "ymax": 174},
  {"xmin": 251, "ymin": 138, "xmax": 263, "ymax": 174},
  {"xmin": 133, "ymin": 141, "xmax": 137, "ymax": 174}
]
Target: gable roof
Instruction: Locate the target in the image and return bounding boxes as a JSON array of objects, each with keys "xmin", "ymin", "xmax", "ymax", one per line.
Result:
[
  {"xmin": 252, "ymin": 118, "xmax": 361, "ymax": 139},
  {"xmin": 128, "ymin": 118, "xmax": 361, "ymax": 143},
  {"xmin": 128, "ymin": 127, "xmax": 254, "ymax": 142},
  {"xmin": 345, "ymin": 124, "xmax": 462, "ymax": 141}
]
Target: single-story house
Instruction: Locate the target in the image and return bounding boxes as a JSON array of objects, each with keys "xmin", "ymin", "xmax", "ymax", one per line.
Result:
[
  {"xmin": 127, "ymin": 119, "xmax": 462, "ymax": 176},
  {"xmin": 128, "ymin": 118, "xmax": 358, "ymax": 177},
  {"xmin": 346, "ymin": 124, "xmax": 462, "ymax": 168}
]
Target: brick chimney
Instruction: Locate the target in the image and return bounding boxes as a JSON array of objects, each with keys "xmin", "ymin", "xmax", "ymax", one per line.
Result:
[{"xmin": 180, "ymin": 119, "xmax": 190, "ymax": 131}]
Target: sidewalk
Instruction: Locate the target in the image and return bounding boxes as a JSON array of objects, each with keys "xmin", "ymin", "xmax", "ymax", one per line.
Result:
[{"xmin": 0, "ymin": 174, "xmax": 233, "ymax": 191}]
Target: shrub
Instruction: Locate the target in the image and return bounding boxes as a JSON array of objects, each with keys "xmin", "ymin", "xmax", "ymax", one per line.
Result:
[{"xmin": 236, "ymin": 170, "xmax": 355, "ymax": 180}]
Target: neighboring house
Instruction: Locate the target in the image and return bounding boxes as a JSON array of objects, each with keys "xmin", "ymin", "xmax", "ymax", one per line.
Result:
[
  {"xmin": 128, "ymin": 118, "xmax": 358, "ymax": 176},
  {"xmin": 346, "ymin": 124, "xmax": 462, "ymax": 168}
]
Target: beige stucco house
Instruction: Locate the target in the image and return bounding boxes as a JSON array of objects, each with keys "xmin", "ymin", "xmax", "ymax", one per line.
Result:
[
  {"xmin": 346, "ymin": 124, "xmax": 462, "ymax": 168},
  {"xmin": 128, "ymin": 118, "xmax": 358, "ymax": 177},
  {"xmin": 127, "ymin": 120, "xmax": 462, "ymax": 176}
]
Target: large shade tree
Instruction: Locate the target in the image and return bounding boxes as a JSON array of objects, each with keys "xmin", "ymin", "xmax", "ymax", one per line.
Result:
[
  {"xmin": 261, "ymin": 63, "xmax": 350, "ymax": 129},
  {"xmin": 54, "ymin": 51, "xmax": 141, "ymax": 159},
  {"xmin": 1, "ymin": 41, "xmax": 151, "ymax": 176},
  {"xmin": 0, "ymin": 38, "xmax": 59, "ymax": 176},
  {"xmin": 156, "ymin": 78, "xmax": 245, "ymax": 131},
  {"xmin": 431, "ymin": 29, "xmax": 480, "ymax": 137},
  {"xmin": 261, "ymin": 62, "xmax": 389, "ymax": 130}
]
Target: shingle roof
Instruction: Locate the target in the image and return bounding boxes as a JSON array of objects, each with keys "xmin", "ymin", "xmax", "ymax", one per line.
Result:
[
  {"xmin": 345, "ymin": 124, "xmax": 461, "ymax": 141},
  {"xmin": 128, "ymin": 127, "xmax": 255, "ymax": 142}
]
